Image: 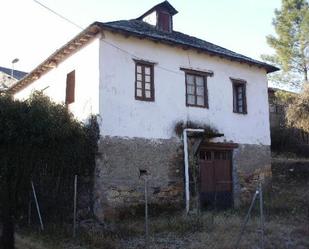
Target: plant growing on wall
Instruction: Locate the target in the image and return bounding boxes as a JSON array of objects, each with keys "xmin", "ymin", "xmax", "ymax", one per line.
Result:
[
  {"xmin": 174, "ymin": 121, "xmax": 222, "ymax": 139},
  {"xmin": 0, "ymin": 92, "xmax": 99, "ymax": 249}
]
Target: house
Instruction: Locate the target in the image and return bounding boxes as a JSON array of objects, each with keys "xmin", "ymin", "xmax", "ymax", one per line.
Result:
[
  {"xmin": 268, "ymin": 87, "xmax": 309, "ymax": 145},
  {"xmin": 0, "ymin": 66, "xmax": 27, "ymax": 91},
  {"xmin": 268, "ymin": 87, "xmax": 284, "ymax": 128},
  {"xmin": 268, "ymin": 87, "xmax": 298, "ymax": 128},
  {"xmin": 9, "ymin": 1, "xmax": 279, "ymax": 219}
]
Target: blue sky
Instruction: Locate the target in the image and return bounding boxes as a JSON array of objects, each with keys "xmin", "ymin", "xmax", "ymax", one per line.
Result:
[{"xmin": 0, "ymin": 0, "xmax": 281, "ymax": 72}]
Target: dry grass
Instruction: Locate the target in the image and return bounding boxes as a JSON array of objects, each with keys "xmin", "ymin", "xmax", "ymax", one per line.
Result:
[
  {"xmin": 16, "ymin": 224, "xmax": 120, "ymax": 249},
  {"xmin": 116, "ymin": 213, "xmax": 309, "ymax": 249},
  {"xmin": 13, "ymin": 158, "xmax": 309, "ymax": 249},
  {"xmin": 15, "ymin": 209, "xmax": 309, "ymax": 249}
]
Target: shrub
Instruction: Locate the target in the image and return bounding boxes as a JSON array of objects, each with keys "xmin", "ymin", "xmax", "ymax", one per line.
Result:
[
  {"xmin": 0, "ymin": 92, "xmax": 99, "ymax": 249},
  {"xmin": 271, "ymin": 126, "xmax": 309, "ymax": 157}
]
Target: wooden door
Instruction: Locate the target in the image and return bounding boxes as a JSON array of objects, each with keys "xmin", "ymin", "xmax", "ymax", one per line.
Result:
[{"xmin": 199, "ymin": 150, "xmax": 233, "ymax": 209}]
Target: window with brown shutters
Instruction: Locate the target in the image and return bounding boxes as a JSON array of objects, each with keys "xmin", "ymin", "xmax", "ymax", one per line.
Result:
[
  {"xmin": 185, "ymin": 72, "xmax": 208, "ymax": 108},
  {"xmin": 231, "ymin": 79, "xmax": 247, "ymax": 114},
  {"xmin": 135, "ymin": 61, "xmax": 155, "ymax": 102},
  {"xmin": 157, "ymin": 11, "xmax": 171, "ymax": 32},
  {"xmin": 65, "ymin": 70, "xmax": 75, "ymax": 105}
]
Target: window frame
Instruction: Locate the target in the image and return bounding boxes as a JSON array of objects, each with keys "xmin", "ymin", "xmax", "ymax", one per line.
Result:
[
  {"xmin": 231, "ymin": 78, "xmax": 247, "ymax": 114},
  {"xmin": 181, "ymin": 68, "xmax": 212, "ymax": 108},
  {"xmin": 134, "ymin": 60, "xmax": 155, "ymax": 102}
]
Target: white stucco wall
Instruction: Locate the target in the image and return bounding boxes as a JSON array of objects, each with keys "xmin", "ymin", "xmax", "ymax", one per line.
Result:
[
  {"xmin": 13, "ymin": 30, "xmax": 271, "ymax": 146},
  {"xmin": 99, "ymin": 31, "xmax": 271, "ymax": 145},
  {"xmin": 14, "ymin": 38, "xmax": 100, "ymax": 121}
]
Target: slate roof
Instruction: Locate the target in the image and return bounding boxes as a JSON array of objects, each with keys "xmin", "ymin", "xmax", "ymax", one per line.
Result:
[
  {"xmin": 97, "ymin": 19, "xmax": 279, "ymax": 73},
  {"xmin": 8, "ymin": 2, "xmax": 279, "ymax": 94},
  {"xmin": 0, "ymin": 66, "xmax": 27, "ymax": 80}
]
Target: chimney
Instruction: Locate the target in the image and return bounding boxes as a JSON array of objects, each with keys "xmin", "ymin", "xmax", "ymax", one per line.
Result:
[{"xmin": 137, "ymin": 1, "xmax": 178, "ymax": 33}]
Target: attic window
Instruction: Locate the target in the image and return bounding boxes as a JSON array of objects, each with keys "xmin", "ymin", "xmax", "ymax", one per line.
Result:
[
  {"xmin": 137, "ymin": 1, "xmax": 177, "ymax": 32},
  {"xmin": 157, "ymin": 11, "xmax": 172, "ymax": 32}
]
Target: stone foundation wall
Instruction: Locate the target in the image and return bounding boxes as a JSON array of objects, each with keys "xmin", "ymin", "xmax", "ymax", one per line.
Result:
[
  {"xmin": 94, "ymin": 136, "xmax": 184, "ymax": 220},
  {"xmin": 232, "ymin": 144, "xmax": 271, "ymax": 206},
  {"xmin": 93, "ymin": 137, "xmax": 271, "ymax": 220}
]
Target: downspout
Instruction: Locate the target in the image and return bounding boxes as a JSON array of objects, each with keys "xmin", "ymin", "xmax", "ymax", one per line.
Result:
[{"xmin": 183, "ymin": 128, "xmax": 204, "ymax": 214}]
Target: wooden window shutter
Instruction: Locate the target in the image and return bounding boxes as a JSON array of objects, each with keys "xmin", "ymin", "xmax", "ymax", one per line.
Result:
[
  {"xmin": 231, "ymin": 78, "xmax": 247, "ymax": 114},
  {"xmin": 65, "ymin": 70, "xmax": 75, "ymax": 105},
  {"xmin": 158, "ymin": 12, "xmax": 171, "ymax": 32},
  {"xmin": 232, "ymin": 84, "xmax": 237, "ymax": 113},
  {"xmin": 243, "ymin": 84, "xmax": 247, "ymax": 114}
]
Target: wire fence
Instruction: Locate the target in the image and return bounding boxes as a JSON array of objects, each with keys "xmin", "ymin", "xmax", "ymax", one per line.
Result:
[
  {"xmin": 25, "ymin": 174, "xmax": 92, "ymax": 230},
  {"xmin": 18, "ymin": 160, "xmax": 309, "ymax": 249}
]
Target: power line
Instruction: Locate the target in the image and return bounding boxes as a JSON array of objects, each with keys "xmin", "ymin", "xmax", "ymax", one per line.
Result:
[
  {"xmin": 33, "ymin": 0, "xmax": 84, "ymax": 30},
  {"xmin": 32, "ymin": 0, "xmax": 185, "ymax": 76},
  {"xmin": 101, "ymin": 39, "xmax": 183, "ymax": 76}
]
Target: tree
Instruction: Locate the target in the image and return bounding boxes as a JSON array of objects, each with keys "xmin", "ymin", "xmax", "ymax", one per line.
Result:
[
  {"xmin": 0, "ymin": 92, "xmax": 99, "ymax": 249},
  {"xmin": 263, "ymin": 0, "xmax": 309, "ymax": 88},
  {"xmin": 286, "ymin": 84, "xmax": 309, "ymax": 132}
]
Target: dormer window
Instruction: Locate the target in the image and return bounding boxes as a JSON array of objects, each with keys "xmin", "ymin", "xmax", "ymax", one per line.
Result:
[
  {"xmin": 157, "ymin": 11, "xmax": 172, "ymax": 32},
  {"xmin": 137, "ymin": 1, "xmax": 178, "ymax": 33}
]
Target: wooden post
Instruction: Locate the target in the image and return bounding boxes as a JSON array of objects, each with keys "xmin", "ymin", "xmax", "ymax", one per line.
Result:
[
  {"xmin": 73, "ymin": 175, "xmax": 77, "ymax": 238},
  {"xmin": 31, "ymin": 181, "xmax": 44, "ymax": 231}
]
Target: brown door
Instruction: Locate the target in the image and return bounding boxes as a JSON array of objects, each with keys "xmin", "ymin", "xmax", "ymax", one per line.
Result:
[{"xmin": 199, "ymin": 150, "xmax": 233, "ymax": 209}]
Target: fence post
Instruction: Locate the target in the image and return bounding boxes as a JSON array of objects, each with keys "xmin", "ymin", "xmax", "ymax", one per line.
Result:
[
  {"xmin": 144, "ymin": 176, "xmax": 149, "ymax": 249},
  {"xmin": 235, "ymin": 189, "xmax": 259, "ymax": 249},
  {"xmin": 73, "ymin": 175, "xmax": 78, "ymax": 238},
  {"xmin": 28, "ymin": 191, "xmax": 32, "ymax": 226},
  {"xmin": 259, "ymin": 182, "xmax": 265, "ymax": 249},
  {"xmin": 31, "ymin": 181, "xmax": 44, "ymax": 231}
]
